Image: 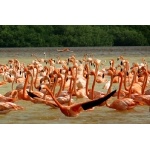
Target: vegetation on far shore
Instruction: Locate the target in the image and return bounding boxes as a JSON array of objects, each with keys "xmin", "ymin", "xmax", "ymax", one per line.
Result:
[{"xmin": 0, "ymin": 25, "xmax": 150, "ymax": 47}]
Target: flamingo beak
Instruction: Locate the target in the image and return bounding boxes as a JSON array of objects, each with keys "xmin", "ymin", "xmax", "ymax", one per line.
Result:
[
  {"xmin": 109, "ymin": 61, "xmax": 111, "ymax": 66},
  {"xmin": 69, "ymin": 67, "xmax": 71, "ymax": 71},
  {"xmin": 66, "ymin": 77, "xmax": 68, "ymax": 81},
  {"xmin": 39, "ymin": 86, "xmax": 41, "ymax": 91},
  {"xmin": 85, "ymin": 74, "xmax": 89, "ymax": 79},
  {"xmin": 102, "ymin": 74, "xmax": 105, "ymax": 78},
  {"xmin": 126, "ymin": 71, "xmax": 129, "ymax": 76}
]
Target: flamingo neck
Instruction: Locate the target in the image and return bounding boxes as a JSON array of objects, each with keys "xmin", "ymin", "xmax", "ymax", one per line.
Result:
[
  {"xmin": 85, "ymin": 74, "xmax": 90, "ymax": 98},
  {"xmin": 33, "ymin": 54, "xmax": 40, "ymax": 62},
  {"xmin": 56, "ymin": 74, "xmax": 63, "ymax": 97},
  {"xmin": 62, "ymin": 70, "xmax": 68, "ymax": 90},
  {"xmin": 11, "ymin": 70, "xmax": 17, "ymax": 90},
  {"xmin": 142, "ymin": 71, "xmax": 148, "ymax": 94},
  {"xmin": 106, "ymin": 71, "xmax": 114, "ymax": 107},
  {"xmin": 91, "ymin": 72, "xmax": 96, "ymax": 100},
  {"xmin": 95, "ymin": 63, "xmax": 99, "ymax": 75},
  {"xmin": 123, "ymin": 70, "xmax": 129, "ymax": 91},
  {"xmin": 72, "ymin": 67, "xmax": 78, "ymax": 95},
  {"xmin": 34, "ymin": 66, "xmax": 39, "ymax": 89},
  {"xmin": 117, "ymin": 73, "xmax": 123, "ymax": 99},
  {"xmin": 128, "ymin": 70, "xmax": 136, "ymax": 97},
  {"xmin": 23, "ymin": 71, "xmax": 30, "ymax": 99},
  {"xmin": 44, "ymin": 85, "xmax": 62, "ymax": 108},
  {"xmin": 107, "ymin": 73, "xmax": 114, "ymax": 95}
]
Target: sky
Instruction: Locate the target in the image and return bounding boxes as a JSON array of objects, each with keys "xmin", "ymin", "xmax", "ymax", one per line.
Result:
[{"xmin": 0, "ymin": 0, "xmax": 150, "ymax": 25}]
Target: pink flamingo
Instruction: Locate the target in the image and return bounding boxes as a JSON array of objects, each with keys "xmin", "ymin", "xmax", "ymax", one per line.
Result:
[
  {"xmin": 0, "ymin": 102, "xmax": 23, "ymax": 114},
  {"xmin": 105, "ymin": 71, "xmax": 138, "ymax": 111},
  {"xmin": 29, "ymin": 84, "xmax": 116, "ymax": 117},
  {"xmin": 85, "ymin": 70, "xmax": 105, "ymax": 100},
  {"xmin": 132, "ymin": 67, "xmax": 150, "ymax": 110}
]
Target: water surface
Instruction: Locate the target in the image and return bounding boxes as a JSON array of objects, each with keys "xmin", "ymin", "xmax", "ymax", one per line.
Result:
[{"xmin": 0, "ymin": 47, "xmax": 150, "ymax": 124}]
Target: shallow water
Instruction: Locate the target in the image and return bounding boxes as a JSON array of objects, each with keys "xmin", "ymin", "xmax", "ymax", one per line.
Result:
[{"xmin": 0, "ymin": 46, "xmax": 150, "ymax": 124}]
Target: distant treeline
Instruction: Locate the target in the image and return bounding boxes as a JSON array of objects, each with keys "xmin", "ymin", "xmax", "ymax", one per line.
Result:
[{"xmin": 0, "ymin": 25, "xmax": 150, "ymax": 47}]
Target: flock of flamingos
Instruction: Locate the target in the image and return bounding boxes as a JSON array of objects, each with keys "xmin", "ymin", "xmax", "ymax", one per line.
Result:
[{"xmin": 0, "ymin": 49, "xmax": 150, "ymax": 117}]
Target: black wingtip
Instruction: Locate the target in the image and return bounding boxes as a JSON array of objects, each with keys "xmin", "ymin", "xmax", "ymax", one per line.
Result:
[
  {"xmin": 27, "ymin": 91, "xmax": 39, "ymax": 98},
  {"xmin": 109, "ymin": 89, "xmax": 116, "ymax": 96},
  {"xmin": 81, "ymin": 90, "xmax": 116, "ymax": 110}
]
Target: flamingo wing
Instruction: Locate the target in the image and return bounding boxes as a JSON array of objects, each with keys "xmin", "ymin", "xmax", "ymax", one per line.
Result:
[
  {"xmin": 80, "ymin": 90, "xmax": 116, "ymax": 110},
  {"xmin": 27, "ymin": 90, "xmax": 58, "ymax": 107}
]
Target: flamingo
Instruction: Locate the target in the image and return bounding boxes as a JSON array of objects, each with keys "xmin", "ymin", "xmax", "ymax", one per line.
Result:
[
  {"xmin": 117, "ymin": 56, "xmax": 124, "ymax": 61},
  {"xmin": 103, "ymin": 80, "xmax": 111, "ymax": 90},
  {"xmin": 70, "ymin": 66, "xmax": 87, "ymax": 99},
  {"xmin": 61, "ymin": 65, "xmax": 72, "ymax": 90},
  {"xmin": 0, "ymin": 81, "xmax": 7, "ymax": 87},
  {"xmin": 31, "ymin": 53, "xmax": 45, "ymax": 63},
  {"xmin": 0, "ymin": 102, "xmax": 23, "ymax": 114},
  {"xmin": 3, "ymin": 71, "xmax": 14, "ymax": 83},
  {"xmin": 57, "ymin": 48, "xmax": 73, "ymax": 52},
  {"xmin": 16, "ymin": 70, "xmax": 47, "ymax": 104},
  {"xmin": 73, "ymin": 64, "xmax": 86, "ymax": 89},
  {"xmin": 119, "ymin": 60, "xmax": 142, "ymax": 96},
  {"xmin": 109, "ymin": 61, "xmax": 122, "ymax": 83},
  {"xmin": 95, "ymin": 72, "xmax": 107, "ymax": 83},
  {"xmin": 28, "ymin": 70, "xmax": 74, "ymax": 106},
  {"xmin": 109, "ymin": 59, "xmax": 116, "ymax": 73},
  {"xmin": 29, "ymin": 84, "xmax": 116, "ymax": 117},
  {"xmin": 33, "ymin": 64, "xmax": 44, "ymax": 90},
  {"xmin": 17, "ymin": 70, "xmax": 33, "ymax": 100},
  {"xmin": 132, "ymin": 67, "xmax": 150, "ymax": 110},
  {"xmin": 67, "ymin": 55, "xmax": 79, "ymax": 67},
  {"xmin": 51, "ymin": 69, "xmax": 74, "ymax": 105},
  {"xmin": 86, "ymin": 53, "xmax": 94, "ymax": 70},
  {"xmin": 105, "ymin": 71, "xmax": 138, "ymax": 111},
  {"xmin": 0, "ymin": 91, "xmax": 18, "ymax": 102},
  {"xmin": 85, "ymin": 70, "xmax": 105, "ymax": 100}
]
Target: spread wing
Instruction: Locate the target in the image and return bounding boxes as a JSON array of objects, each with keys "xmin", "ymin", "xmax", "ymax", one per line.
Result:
[
  {"xmin": 80, "ymin": 90, "xmax": 116, "ymax": 110},
  {"xmin": 27, "ymin": 90, "xmax": 58, "ymax": 108}
]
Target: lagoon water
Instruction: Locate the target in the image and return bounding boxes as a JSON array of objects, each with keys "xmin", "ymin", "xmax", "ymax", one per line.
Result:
[{"xmin": 0, "ymin": 47, "xmax": 150, "ymax": 124}]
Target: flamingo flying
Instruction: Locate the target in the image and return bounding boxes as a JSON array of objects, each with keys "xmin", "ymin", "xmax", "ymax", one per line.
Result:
[{"xmin": 28, "ymin": 84, "xmax": 116, "ymax": 117}]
